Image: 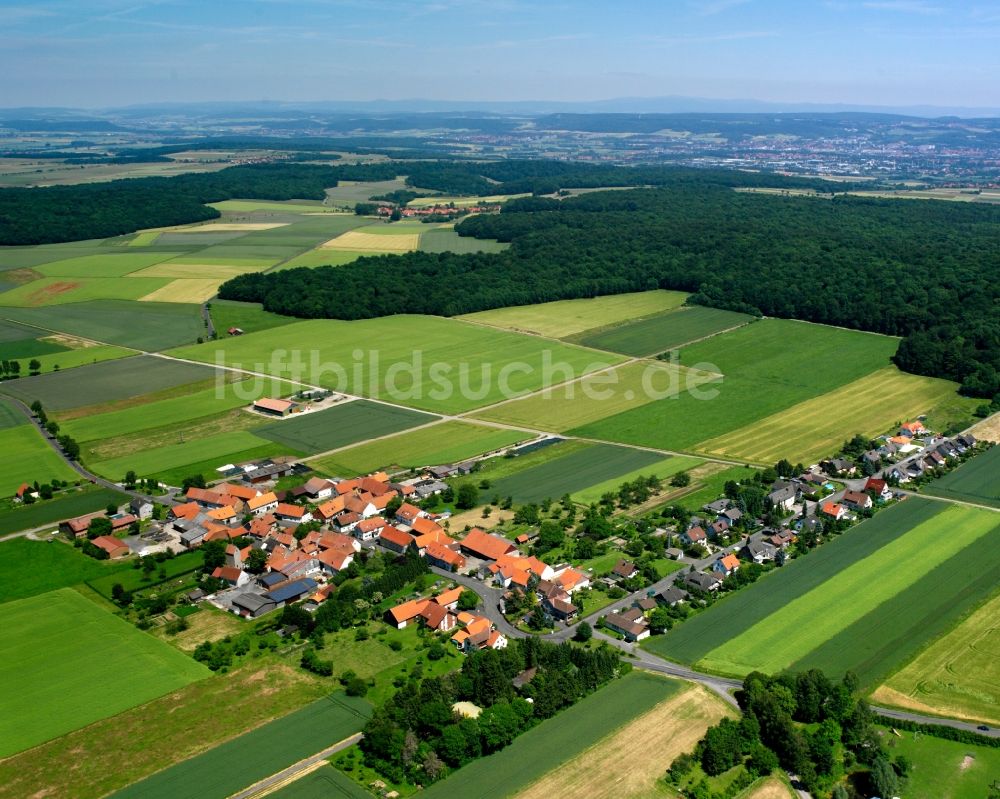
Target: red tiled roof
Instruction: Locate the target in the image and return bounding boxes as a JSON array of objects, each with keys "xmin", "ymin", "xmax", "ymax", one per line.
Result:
[{"xmin": 461, "ymin": 528, "xmax": 516, "ymax": 561}]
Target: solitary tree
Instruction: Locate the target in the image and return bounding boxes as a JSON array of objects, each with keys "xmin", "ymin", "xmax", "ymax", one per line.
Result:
[
  {"xmin": 456, "ymin": 483, "xmax": 479, "ymax": 510},
  {"xmin": 574, "ymin": 621, "xmax": 593, "ymax": 642}
]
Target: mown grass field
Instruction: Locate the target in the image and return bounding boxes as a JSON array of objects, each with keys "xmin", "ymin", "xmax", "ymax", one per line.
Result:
[
  {"xmin": 699, "ymin": 367, "xmax": 964, "ymax": 463},
  {"xmin": 459, "ymin": 290, "xmax": 688, "ymax": 339},
  {"xmin": 474, "ymin": 361, "xmax": 718, "ymax": 432},
  {"xmin": 34, "ymin": 252, "xmax": 178, "ymax": 277},
  {"xmin": 487, "ymin": 442, "xmax": 663, "ymax": 504},
  {"xmin": 571, "ymin": 454, "xmax": 704, "ymax": 505},
  {"xmin": 111, "ymin": 693, "xmax": 372, "ymax": 799},
  {"xmin": 0, "ymin": 424, "xmax": 78, "ymax": 495},
  {"xmin": 0, "ymin": 354, "xmax": 214, "ymax": 410},
  {"xmin": 208, "ymin": 299, "xmax": 296, "ymax": 335},
  {"xmin": 874, "ymin": 589, "xmax": 1000, "ymax": 726},
  {"xmin": 574, "ymin": 319, "xmax": 898, "ymax": 453},
  {"xmin": 313, "ymin": 421, "xmax": 530, "ymax": 476},
  {"xmin": 0, "ymin": 300, "xmax": 205, "ymax": 350},
  {"xmin": 255, "ymin": 399, "xmax": 436, "ymax": 454},
  {"xmin": 170, "ymin": 315, "xmax": 622, "ymax": 415},
  {"xmin": 513, "ymin": 682, "xmax": 733, "ymax": 799},
  {"xmin": 322, "ymin": 229, "xmax": 419, "ymax": 251},
  {"xmin": 0, "ymin": 588, "xmax": 208, "ymax": 757},
  {"xmin": 0, "ymin": 397, "xmax": 23, "ymax": 429},
  {"xmin": 420, "ymin": 672, "xmax": 680, "ymax": 799},
  {"xmin": 576, "ymin": 306, "xmax": 754, "ymax": 356},
  {"xmin": 883, "ymin": 730, "xmax": 1000, "ymax": 799},
  {"xmin": 0, "ymin": 536, "xmax": 131, "ymax": 603},
  {"xmin": 648, "ymin": 500, "xmax": 1000, "ymax": 687},
  {"xmin": 0, "ymin": 487, "xmax": 127, "ymax": 539},
  {"xmin": 18, "ymin": 343, "xmax": 135, "ymax": 373},
  {"xmin": 922, "ymin": 445, "xmax": 1000, "ymax": 509},
  {"xmin": 87, "ymin": 551, "xmax": 204, "ymax": 600},
  {"xmin": 130, "ymin": 262, "xmax": 271, "ymax": 279},
  {"xmin": 139, "ymin": 278, "xmax": 224, "ymax": 304}
]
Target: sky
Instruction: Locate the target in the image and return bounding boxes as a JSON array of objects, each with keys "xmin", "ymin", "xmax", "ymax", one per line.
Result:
[{"xmin": 1, "ymin": 0, "xmax": 998, "ymax": 110}]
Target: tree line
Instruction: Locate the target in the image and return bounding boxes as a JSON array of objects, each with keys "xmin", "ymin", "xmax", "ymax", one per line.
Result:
[{"xmin": 219, "ymin": 181, "xmax": 999, "ymax": 396}]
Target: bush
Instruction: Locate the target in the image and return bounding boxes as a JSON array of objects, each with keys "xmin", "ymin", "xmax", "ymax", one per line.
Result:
[{"xmin": 346, "ymin": 677, "xmax": 369, "ymax": 697}]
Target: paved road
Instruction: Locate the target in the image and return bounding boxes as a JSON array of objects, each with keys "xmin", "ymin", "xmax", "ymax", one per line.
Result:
[{"xmin": 229, "ymin": 733, "xmax": 362, "ymax": 799}]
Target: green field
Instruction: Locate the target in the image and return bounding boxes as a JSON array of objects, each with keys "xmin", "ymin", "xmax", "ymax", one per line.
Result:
[
  {"xmin": 313, "ymin": 421, "xmax": 530, "ymax": 477},
  {"xmin": 169, "ymin": 315, "xmax": 622, "ymax": 414},
  {"xmin": 883, "ymin": 730, "xmax": 1000, "ymax": 799},
  {"xmin": 0, "ymin": 424, "xmax": 78, "ymax": 495},
  {"xmin": 0, "ymin": 335, "xmax": 68, "ymax": 360},
  {"xmin": 698, "ymin": 367, "xmax": 964, "ymax": 463},
  {"xmin": 419, "ymin": 227, "xmax": 509, "ymax": 254},
  {"xmin": 0, "ymin": 588, "xmax": 208, "ymax": 756},
  {"xmin": 459, "ymin": 290, "xmax": 689, "ymax": 339},
  {"xmin": 574, "ymin": 319, "xmax": 898, "ymax": 452},
  {"xmin": 670, "ymin": 465, "xmax": 760, "ymax": 512},
  {"xmin": 209, "ymin": 199, "xmax": 334, "ymax": 213},
  {"xmin": 922, "ymin": 445, "xmax": 1000, "ymax": 509},
  {"xmin": 420, "ymin": 672, "xmax": 681, "ymax": 799},
  {"xmin": 0, "ymin": 536, "xmax": 131, "ymax": 603},
  {"xmin": 209, "ymin": 299, "xmax": 296, "ymax": 335},
  {"xmin": 571, "ymin": 454, "xmax": 703, "ymax": 504},
  {"xmin": 18, "ymin": 343, "xmax": 135, "ymax": 374},
  {"xmin": 576, "ymin": 306, "xmax": 755, "ymax": 356},
  {"xmin": 647, "ymin": 499, "xmax": 1000, "ymax": 687},
  {"xmin": 271, "ymin": 766, "xmax": 370, "ymax": 799},
  {"xmin": 255, "ymin": 399, "xmax": 436, "ymax": 454},
  {"xmin": 474, "ymin": 361, "xmax": 717, "ymax": 432},
  {"xmin": 486, "ymin": 442, "xmax": 664, "ymax": 504},
  {"xmin": 87, "ymin": 551, "xmax": 204, "ymax": 599},
  {"xmin": 111, "ymin": 693, "xmax": 372, "ymax": 799},
  {"xmin": 0, "ymin": 299, "xmax": 205, "ymax": 350},
  {"xmin": 0, "ymin": 398, "xmax": 23, "ymax": 429},
  {"xmin": 34, "ymin": 252, "xmax": 178, "ymax": 277},
  {"xmin": 0, "ymin": 275, "xmax": 171, "ymax": 306},
  {"xmin": 90, "ymin": 429, "xmax": 285, "ymax": 481},
  {"xmin": 0, "ymin": 354, "xmax": 215, "ymax": 410},
  {"xmin": 275, "ymin": 248, "xmax": 373, "ymax": 269},
  {"xmin": 0, "ymin": 487, "xmax": 127, "ymax": 539},
  {"xmin": 877, "ymin": 589, "xmax": 1000, "ymax": 726}
]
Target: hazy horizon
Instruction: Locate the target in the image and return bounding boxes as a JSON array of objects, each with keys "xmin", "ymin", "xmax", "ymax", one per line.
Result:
[{"xmin": 1, "ymin": 0, "xmax": 997, "ymax": 110}]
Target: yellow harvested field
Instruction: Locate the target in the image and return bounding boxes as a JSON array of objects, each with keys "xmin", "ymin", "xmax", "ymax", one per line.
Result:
[
  {"xmin": 697, "ymin": 367, "xmax": 959, "ymax": 463},
  {"xmin": 186, "ymin": 222, "xmax": 289, "ymax": 231},
  {"xmin": 513, "ymin": 682, "xmax": 733, "ymax": 799},
  {"xmin": 128, "ymin": 263, "xmax": 269, "ymax": 279},
  {"xmin": 139, "ymin": 279, "xmax": 223, "ymax": 304},
  {"xmin": 970, "ymin": 413, "xmax": 1000, "ymax": 443},
  {"xmin": 745, "ymin": 777, "xmax": 797, "ymax": 799},
  {"xmin": 873, "ymin": 590, "xmax": 1000, "ymax": 727},
  {"xmin": 320, "ymin": 230, "xmax": 420, "ymax": 252}
]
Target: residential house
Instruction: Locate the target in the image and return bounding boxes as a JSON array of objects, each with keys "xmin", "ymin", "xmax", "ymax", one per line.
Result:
[
  {"xmin": 274, "ymin": 502, "xmax": 312, "ymax": 523},
  {"xmin": 332, "ymin": 512, "xmax": 361, "ymax": 533},
  {"xmin": 425, "ymin": 541, "xmax": 466, "ymax": 572},
  {"xmin": 740, "ymin": 536, "xmax": 776, "ymax": 564},
  {"xmin": 604, "ymin": 610, "xmax": 650, "ymax": 642},
  {"xmin": 129, "ymin": 498, "xmax": 154, "ymax": 520},
  {"xmin": 395, "ymin": 503, "xmax": 425, "ymax": 527},
  {"xmin": 91, "ymin": 535, "xmax": 130, "ymax": 559},
  {"xmin": 766, "ymin": 483, "xmax": 798, "ymax": 513},
  {"xmin": 611, "ymin": 559, "xmax": 639, "ymax": 581},
  {"xmin": 655, "ymin": 586, "xmax": 689, "ymax": 606},
  {"xmin": 821, "ymin": 501, "xmax": 847, "ymax": 521},
  {"xmin": 822, "ymin": 458, "xmax": 857, "ymax": 477},
  {"xmin": 212, "ymin": 565, "xmax": 250, "ymax": 587},
  {"xmin": 684, "ymin": 571, "xmax": 723, "ymax": 592},
  {"xmin": 681, "ymin": 525, "xmax": 707, "ymax": 546},
  {"xmin": 354, "ymin": 516, "xmax": 386, "ymax": 541},
  {"xmin": 460, "ymin": 528, "xmax": 517, "ymax": 562},
  {"xmin": 186, "ymin": 487, "xmax": 227, "ymax": 508},
  {"xmin": 554, "ymin": 566, "xmax": 590, "ymax": 593},
  {"xmin": 841, "ymin": 490, "xmax": 872, "ymax": 511},
  {"xmin": 703, "ymin": 498, "xmax": 731, "ymax": 515},
  {"xmin": 301, "ymin": 477, "xmax": 335, "ymax": 500},
  {"xmin": 713, "ymin": 553, "xmax": 741, "ymax": 577},
  {"xmin": 899, "ymin": 420, "xmax": 927, "ymax": 437},
  {"xmin": 247, "ymin": 492, "xmax": 279, "ymax": 517},
  {"xmin": 864, "ymin": 477, "xmax": 892, "ymax": 501},
  {"xmin": 378, "ymin": 526, "xmax": 415, "ymax": 554}
]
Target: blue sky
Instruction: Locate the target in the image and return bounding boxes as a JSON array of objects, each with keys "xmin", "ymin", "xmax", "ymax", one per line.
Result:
[{"xmin": 1, "ymin": 0, "xmax": 998, "ymax": 109}]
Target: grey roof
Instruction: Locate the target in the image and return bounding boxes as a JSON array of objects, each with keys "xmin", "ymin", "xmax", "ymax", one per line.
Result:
[
  {"xmin": 703, "ymin": 498, "xmax": 731, "ymax": 514},
  {"xmin": 232, "ymin": 592, "xmax": 274, "ymax": 612},
  {"xmin": 685, "ymin": 571, "xmax": 723, "ymax": 591},
  {"xmin": 266, "ymin": 577, "xmax": 318, "ymax": 603},
  {"xmin": 259, "ymin": 571, "xmax": 287, "ymax": 588},
  {"xmin": 657, "ymin": 586, "xmax": 689, "ymax": 604},
  {"xmin": 767, "ymin": 485, "xmax": 797, "ymax": 504}
]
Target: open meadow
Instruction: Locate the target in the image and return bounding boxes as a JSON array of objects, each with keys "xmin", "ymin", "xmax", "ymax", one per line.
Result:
[
  {"xmin": 0, "ymin": 534, "xmax": 130, "ymax": 602},
  {"xmin": 873, "ymin": 589, "xmax": 1000, "ymax": 726},
  {"xmin": 573, "ymin": 319, "xmax": 898, "ymax": 453},
  {"xmin": 169, "ymin": 315, "xmax": 622, "ymax": 415},
  {"xmin": 0, "ymin": 275, "xmax": 172, "ymax": 306},
  {"xmin": 34, "ymin": 251, "xmax": 179, "ymax": 277},
  {"xmin": 512, "ymin": 681, "xmax": 734, "ymax": 799},
  {"xmin": 111, "ymin": 693, "xmax": 372, "ymax": 799},
  {"xmin": 312, "ymin": 420, "xmax": 530, "ymax": 476},
  {"xmin": 575, "ymin": 306, "xmax": 754, "ymax": 356},
  {"xmin": 0, "ymin": 588, "xmax": 208, "ymax": 757},
  {"xmin": 922, "ymin": 444, "xmax": 1000, "ymax": 509},
  {"xmin": 647, "ymin": 499, "xmax": 1000, "ymax": 688},
  {"xmin": 208, "ymin": 299, "xmax": 296, "ymax": 335},
  {"xmin": 571, "ymin": 454, "xmax": 704, "ymax": 505},
  {"xmin": 698, "ymin": 367, "xmax": 965, "ymax": 463},
  {"xmin": 0, "ymin": 424, "xmax": 78, "ymax": 494},
  {"xmin": 881, "ymin": 729, "xmax": 1000, "ymax": 799},
  {"xmin": 459, "ymin": 290, "xmax": 689, "ymax": 339},
  {"xmin": 420, "ymin": 227, "xmax": 509, "ymax": 253},
  {"xmin": 420, "ymin": 672, "xmax": 681, "ymax": 799}
]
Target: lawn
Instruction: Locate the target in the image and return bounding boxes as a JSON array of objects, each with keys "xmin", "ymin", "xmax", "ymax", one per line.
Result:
[
  {"xmin": 111, "ymin": 693, "xmax": 372, "ymax": 799},
  {"xmin": 874, "ymin": 589, "xmax": 1000, "ymax": 726},
  {"xmin": 90, "ymin": 429, "xmax": 284, "ymax": 481},
  {"xmin": 209, "ymin": 299, "xmax": 297, "ymax": 335},
  {"xmin": 313, "ymin": 421, "xmax": 530, "ymax": 476},
  {"xmin": 474, "ymin": 361, "xmax": 717, "ymax": 432},
  {"xmin": 420, "ymin": 672, "xmax": 681, "ymax": 799},
  {"xmin": 255, "ymin": 399, "xmax": 436, "ymax": 455},
  {"xmin": 0, "ymin": 536, "xmax": 131, "ymax": 603},
  {"xmin": 419, "ymin": 227, "xmax": 509, "ymax": 253},
  {"xmin": 513, "ymin": 682, "xmax": 734, "ymax": 799},
  {"xmin": 0, "ymin": 588, "xmax": 208, "ymax": 757},
  {"xmin": 34, "ymin": 252, "xmax": 178, "ymax": 277},
  {"xmin": 486, "ymin": 442, "xmax": 664, "ymax": 504},
  {"xmin": 270, "ymin": 766, "xmax": 370, "ymax": 799},
  {"xmin": 576, "ymin": 306, "xmax": 755, "ymax": 356},
  {"xmin": 573, "ymin": 319, "xmax": 898, "ymax": 452},
  {"xmin": 882, "ymin": 730, "xmax": 1000, "ymax": 799},
  {"xmin": 459, "ymin": 290, "xmax": 688, "ymax": 339},
  {"xmin": 922, "ymin": 445, "xmax": 1000, "ymax": 509},
  {"xmin": 87, "ymin": 551, "xmax": 204, "ymax": 599},
  {"xmin": 0, "ymin": 275, "xmax": 171, "ymax": 306},
  {"xmin": 648, "ymin": 500, "xmax": 1000, "ymax": 687},
  {"xmin": 0, "ymin": 424, "xmax": 78, "ymax": 495},
  {"xmin": 169, "ymin": 315, "xmax": 622, "ymax": 415},
  {"xmin": 0, "ymin": 354, "xmax": 215, "ymax": 410},
  {"xmin": 0, "ymin": 299, "xmax": 205, "ymax": 350},
  {"xmin": 571, "ymin": 454, "xmax": 704, "ymax": 505},
  {"xmin": 698, "ymin": 367, "xmax": 964, "ymax": 463}
]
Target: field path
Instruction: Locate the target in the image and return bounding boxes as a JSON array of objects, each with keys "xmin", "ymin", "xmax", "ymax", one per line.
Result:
[{"xmin": 228, "ymin": 733, "xmax": 362, "ymax": 799}]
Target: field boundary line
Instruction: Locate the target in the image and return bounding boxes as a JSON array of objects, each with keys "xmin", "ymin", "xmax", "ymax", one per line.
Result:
[
  {"xmin": 899, "ymin": 489, "xmax": 1000, "ymax": 514},
  {"xmin": 227, "ymin": 732, "xmax": 363, "ymax": 799}
]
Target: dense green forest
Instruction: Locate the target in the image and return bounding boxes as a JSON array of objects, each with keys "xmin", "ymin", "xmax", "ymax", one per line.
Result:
[{"xmin": 220, "ymin": 183, "xmax": 1000, "ymax": 396}]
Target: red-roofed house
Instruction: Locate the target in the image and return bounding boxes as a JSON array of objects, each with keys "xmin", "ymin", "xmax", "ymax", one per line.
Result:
[
  {"xmin": 253, "ymin": 397, "xmax": 297, "ymax": 417},
  {"xmin": 864, "ymin": 477, "xmax": 892, "ymax": 500},
  {"xmin": 186, "ymin": 487, "xmax": 227, "ymax": 508},
  {"xmin": 275, "ymin": 503, "xmax": 312, "ymax": 523},
  {"xmin": 713, "ymin": 553, "xmax": 741, "ymax": 577},
  {"xmin": 379, "ymin": 526, "xmax": 414, "ymax": 554},
  {"xmin": 215, "ymin": 483, "xmax": 259, "ymax": 502},
  {"xmin": 91, "ymin": 535, "xmax": 130, "ymax": 559},
  {"xmin": 247, "ymin": 492, "xmax": 278, "ymax": 516},
  {"xmin": 212, "ymin": 565, "xmax": 249, "ymax": 587},
  {"xmin": 841, "ymin": 490, "xmax": 872, "ymax": 510},
  {"xmin": 460, "ymin": 528, "xmax": 517, "ymax": 561},
  {"xmin": 170, "ymin": 502, "xmax": 201, "ymax": 520},
  {"xmin": 410, "ymin": 516, "xmax": 444, "ymax": 537},
  {"xmin": 425, "ymin": 541, "xmax": 466, "ymax": 572},
  {"xmin": 355, "ymin": 516, "xmax": 386, "ymax": 541},
  {"xmin": 395, "ymin": 503, "xmax": 424, "ymax": 526},
  {"xmin": 821, "ymin": 501, "xmax": 847, "ymax": 520}
]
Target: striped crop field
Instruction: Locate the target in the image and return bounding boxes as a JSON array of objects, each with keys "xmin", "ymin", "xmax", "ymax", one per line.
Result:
[{"xmin": 575, "ymin": 306, "xmax": 755, "ymax": 356}]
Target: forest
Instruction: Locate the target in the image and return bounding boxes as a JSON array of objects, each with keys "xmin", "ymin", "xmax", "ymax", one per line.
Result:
[{"xmin": 219, "ymin": 182, "xmax": 1000, "ymax": 396}]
